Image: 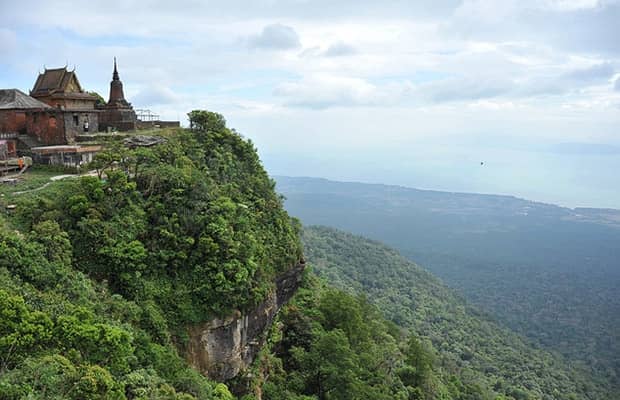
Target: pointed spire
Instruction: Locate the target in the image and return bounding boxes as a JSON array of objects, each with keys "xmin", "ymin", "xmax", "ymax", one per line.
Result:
[
  {"xmin": 112, "ymin": 57, "xmax": 119, "ymax": 81},
  {"xmin": 108, "ymin": 57, "xmax": 127, "ymax": 105}
]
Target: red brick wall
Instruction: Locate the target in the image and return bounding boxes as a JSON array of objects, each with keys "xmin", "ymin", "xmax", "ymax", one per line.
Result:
[
  {"xmin": 25, "ymin": 111, "xmax": 66, "ymax": 145},
  {"xmin": 0, "ymin": 110, "xmax": 27, "ymax": 134},
  {"xmin": 0, "ymin": 109, "xmax": 97, "ymax": 145}
]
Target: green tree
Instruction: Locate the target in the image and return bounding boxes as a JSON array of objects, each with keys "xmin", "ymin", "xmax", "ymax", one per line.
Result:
[
  {"xmin": 72, "ymin": 365, "xmax": 124, "ymax": 400},
  {"xmin": 292, "ymin": 329, "xmax": 360, "ymax": 400},
  {"xmin": 0, "ymin": 290, "xmax": 53, "ymax": 371},
  {"xmin": 28, "ymin": 220, "xmax": 72, "ymax": 266},
  {"xmin": 188, "ymin": 110, "xmax": 226, "ymax": 134},
  {"xmin": 401, "ymin": 337, "xmax": 435, "ymax": 388}
]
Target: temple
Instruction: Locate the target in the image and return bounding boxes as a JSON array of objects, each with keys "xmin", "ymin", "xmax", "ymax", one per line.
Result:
[
  {"xmin": 30, "ymin": 66, "xmax": 99, "ymax": 142},
  {"xmin": 98, "ymin": 58, "xmax": 137, "ymax": 132},
  {"xmin": 1, "ymin": 59, "xmax": 179, "ymax": 168}
]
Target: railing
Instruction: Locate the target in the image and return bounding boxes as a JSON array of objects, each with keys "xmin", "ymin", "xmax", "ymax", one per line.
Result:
[{"xmin": 135, "ymin": 109, "xmax": 160, "ymax": 122}]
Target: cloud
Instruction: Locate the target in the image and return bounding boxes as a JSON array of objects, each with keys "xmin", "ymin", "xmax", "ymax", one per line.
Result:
[
  {"xmin": 417, "ymin": 62, "xmax": 617, "ymax": 104},
  {"xmin": 540, "ymin": 0, "xmax": 605, "ymax": 11},
  {"xmin": 422, "ymin": 77, "xmax": 513, "ymax": 102},
  {"xmin": 0, "ymin": 1, "xmax": 619, "ymax": 135},
  {"xmin": 274, "ymin": 75, "xmax": 402, "ymax": 108},
  {"xmin": 514, "ymin": 63, "xmax": 616, "ymax": 96},
  {"xmin": 324, "ymin": 42, "xmax": 357, "ymax": 57},
  {"xmin": 132, "ymin": 85, "xmax": 180, "ymax": 106},
  {"xmin": 615, "ymin": 77, "xmax": 620, "ymax": 91},
  {"xmin": 248, "ymin": 24, "xmax": 301, "ymax": 50},
  {"xmin": 447, "ymin": 0, "xmax": 620, "ymax": 55},
  {"xmin": 564, "ymin": 63, "xmax": 615, "ymax": 83}
]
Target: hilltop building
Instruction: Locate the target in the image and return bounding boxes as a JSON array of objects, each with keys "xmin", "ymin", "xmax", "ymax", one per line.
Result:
[
  {"xmin": 30, "ymin": 67, "xmax": 99, "ymax": 141},
  {"xmin": 0, "ymin": 59, "xmax": 179, "ymax": 167},
  {"xmin": 0, "ymin": 88, "xmax": 60, "ymax": 146},
  {"xmin": 99, "ymin": 58, "xmax": 138, "ymax": 132}
]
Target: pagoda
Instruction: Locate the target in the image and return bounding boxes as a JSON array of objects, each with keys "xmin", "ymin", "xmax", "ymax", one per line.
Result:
[{"xmin": 99, "ymin": 58, "xmax": 137, "ymax": 131}]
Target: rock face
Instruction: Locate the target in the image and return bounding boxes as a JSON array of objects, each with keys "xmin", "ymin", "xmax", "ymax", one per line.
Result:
[{"xmin": 185, "ymin": 262, "xmax": 305, "ymax": 381}]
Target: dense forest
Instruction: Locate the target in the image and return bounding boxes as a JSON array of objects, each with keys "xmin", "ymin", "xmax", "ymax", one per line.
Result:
[
  {"xmin": 245, "ymin": 272, "xmax": 510, "ymax": 400},
  {"xmin": 0, "ymin": 111, "xmax": 302, "ymax": 399},
  {"xmin": 276, "ymin": 176, "xmax": 620, "ymax": 393},
  {"xmin": 297, "ymin": 225, "xmax": 613, "ymax": 399}
]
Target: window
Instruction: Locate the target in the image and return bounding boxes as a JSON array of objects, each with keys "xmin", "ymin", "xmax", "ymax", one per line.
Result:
[{"xmin": 73, "ymin": 115, "xmax": 79, "ymax": 126}]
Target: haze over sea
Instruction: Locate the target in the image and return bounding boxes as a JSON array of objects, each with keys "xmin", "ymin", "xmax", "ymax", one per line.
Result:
[{"xmin": 251, "ymin": 135, "xmax": 620, "ymax": 210}]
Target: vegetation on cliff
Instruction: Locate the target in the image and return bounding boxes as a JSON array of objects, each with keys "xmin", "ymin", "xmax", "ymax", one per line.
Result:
[
  {"xmin": 245, "ymin": 272, "xmax": 506, "ymax": 400},
  {"xmin": 0, "ymin": 111, "xmax": 302, "ymax": 399}
]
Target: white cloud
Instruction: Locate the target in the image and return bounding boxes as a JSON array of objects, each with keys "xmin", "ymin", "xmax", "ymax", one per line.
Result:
[
  {"xmin": 274, "ymin": 75, "xmax": 385, "ymax": 108},
  {"xmin": 422, "ymin": 77, "xmax": 513, "ymax": 102},
  {"xmin": 133, "ymin": 85, "xmax": 181, "ymax": 106},
  {"xmin": 324, "ymin": 42, "xmax": 358, "ymax": 57},
  {"xmin": 541, "ymin": 0, "xmax": 607, "ymax": 11},
  {"xmin": 248, "ymin": 24, "xmax": 301, "ymax": 50}
]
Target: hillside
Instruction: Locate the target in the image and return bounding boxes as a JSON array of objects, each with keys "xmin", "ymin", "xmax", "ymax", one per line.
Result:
[
  {"xmin": 245, "ymin": 270, "xmax": 516, "ymax": 400},
  {"xmin": 300, "ymin": 225, "xmax": 612, "ymax": 399},
  {"xmin": 0, "ymin": 111, "xmax": 302, "ymax": 399},
  {"xmin": 276, "ymin": 176, "xmax": 620, "ymax": 392}
]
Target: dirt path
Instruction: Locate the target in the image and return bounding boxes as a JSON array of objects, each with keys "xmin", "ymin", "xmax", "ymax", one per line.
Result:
[
  {"xmin": 12, "ymin": 182, "xmax": 53, "ymax": 195},
  {"xmin": 11, "ymin": 171, "xmax": 97, "ymax": 196}
]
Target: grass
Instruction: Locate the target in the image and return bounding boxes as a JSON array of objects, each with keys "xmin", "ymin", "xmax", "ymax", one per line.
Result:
[
  {"xmin": 0, "ymin": 168, "xmax": 78, "ymax": 231},
  {"xmin": 0, "ymin": 166, "xmax": 76, "ymax": 199},
  {"xmin": 0, "ymin": 166, "xmax": 78, "ymax": 230}
]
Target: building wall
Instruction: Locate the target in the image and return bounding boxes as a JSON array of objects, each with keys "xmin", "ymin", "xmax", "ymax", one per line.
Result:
[
  {"xmin": 0, "ymin": 109, "xmax": 27, "ymax": 134},
  {"xmin": 62, "ymin": 111, "xmax": 99, "ymax": 143},
  {"xmin": 35, "ymin": 95, "xmax": 96, "ymax": 111},
  {"xmin": 64, "ymin": 99, "xmax": 97, "ymax": 110},
  {"xmin": 34, "ymin": 95, "xmax": 63, "ymax": 109},
  {"xmin": 24, "ymin": 111, "xmax": 66, "ymax": 145},
  {"xmin": 136, "ymin": 120, "xmax": 181, "ymax": 129},
  {"xmin": 99, "ymin": 108, "xmax": 137, "ymax": 132},
  {"xmin": 1, "ymin": 109, "xmax": 80, "ymax": 146},
  {"xmin": 32, "ymin": 150, "xmax": 97, "ymax": 167}
]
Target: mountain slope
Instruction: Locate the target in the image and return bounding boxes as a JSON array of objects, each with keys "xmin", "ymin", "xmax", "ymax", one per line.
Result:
[
  {"xmin": 302, "ymin": 225, "xmax": 611, "ymax": 399},
  {"xmin": 276, "ymin": 176, "xmax": 620, "ymax": 392}
]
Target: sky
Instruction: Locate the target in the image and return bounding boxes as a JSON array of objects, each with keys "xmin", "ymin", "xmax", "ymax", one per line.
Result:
[{"xmin": 1, "ymin": 0, "xmax": 619, "ymax": 208}]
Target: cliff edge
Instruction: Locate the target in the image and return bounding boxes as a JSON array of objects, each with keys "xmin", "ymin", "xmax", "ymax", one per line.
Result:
[{"xmin": 186, "ymin": 262, "xmax": 305, "ymax": 381}]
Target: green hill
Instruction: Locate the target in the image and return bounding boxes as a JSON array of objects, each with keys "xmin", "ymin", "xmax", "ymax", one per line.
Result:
[
  {"xmin": 299, "ymin": 225, "xmax": 612, "ymax": 399},
  {"xmin": 247, "ymin": 271, "xmax": 501, "ymax": 400},
  {"xmin": 0, "ymin": 111, "xmax": 302, "ymax": 399},
  {"xmin": 275, "ymin": 176, "xmax": 620, "ymax": 393}
]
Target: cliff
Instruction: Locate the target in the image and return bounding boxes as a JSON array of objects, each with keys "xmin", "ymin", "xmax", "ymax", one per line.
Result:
[
  {"xmin": 185, "ymin": 262, "xmax": 305, "ymax": 381},
  {"xmin": 0, "ymin": 113, "xmax": 305, "ymax": 399}
]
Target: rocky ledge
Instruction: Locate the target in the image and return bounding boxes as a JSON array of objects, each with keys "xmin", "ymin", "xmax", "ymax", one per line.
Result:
[{"xmin": 185, "ymin": 262, "xmax": 305, "ymax": 381}]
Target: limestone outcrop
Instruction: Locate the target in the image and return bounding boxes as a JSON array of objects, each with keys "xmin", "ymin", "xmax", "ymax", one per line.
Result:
[{"xmin": 185, "ymin": 262, "xmax": 305, "ymax": 381}]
